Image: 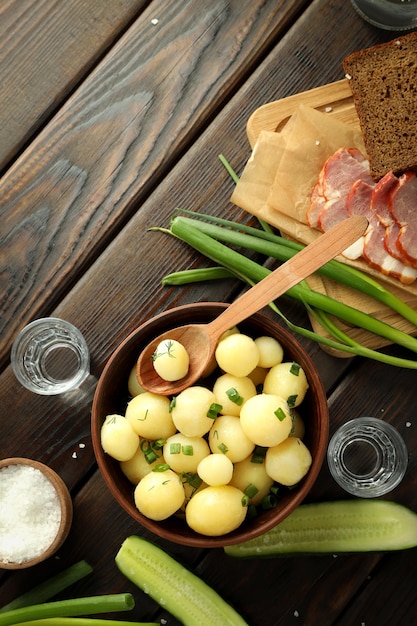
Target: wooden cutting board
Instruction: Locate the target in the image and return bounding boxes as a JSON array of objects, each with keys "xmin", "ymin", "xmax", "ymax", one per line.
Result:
[{"xmin": 246, "ymin": 80, "xmax": 417, "ymax": 356}]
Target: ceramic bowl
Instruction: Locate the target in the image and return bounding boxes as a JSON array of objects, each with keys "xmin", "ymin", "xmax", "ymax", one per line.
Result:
[
  {"xmin": 91, "ymin": 303, "xmax": 329, "ymax": 547},
  {"xmin": 0, "ymin": 457, "xmax": 73, "ymax": 569}
]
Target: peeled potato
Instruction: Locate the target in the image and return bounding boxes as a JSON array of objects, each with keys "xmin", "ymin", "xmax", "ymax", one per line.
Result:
[
  {"xmin": 101, "ymin": 414, "xmax": 139, "ymax": 461},
  {"xmin": 240, "ymin": 393, "xmax": 292, "ymax": 447},
  {"xmin": 185, "ymin": 485, "xmax": 247, "ymax": 536},
  {"xmin": 134, "ymin": 469, "xmax": 185, "ymax": 520},
  {"xmin": 265, "ymin": 437, "xmax": 312, "ymax": 486},
  {"xmin": 215, "ymin": 333, "xmax": 259, "ymax": 377}
]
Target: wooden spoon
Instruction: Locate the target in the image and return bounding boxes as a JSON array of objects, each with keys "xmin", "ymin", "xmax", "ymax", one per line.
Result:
[{"xmin": 136, "ymin": 215, "xmax": 367, "ymax": 395}]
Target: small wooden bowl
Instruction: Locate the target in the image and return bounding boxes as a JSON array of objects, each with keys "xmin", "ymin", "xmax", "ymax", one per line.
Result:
[
  {"xmin": 91, "ymin": 303, "xmax": 329, "ymax": 547},
  {"xmin": 0, "ymin": 458, "xmax": 73, "ymax": 569}
]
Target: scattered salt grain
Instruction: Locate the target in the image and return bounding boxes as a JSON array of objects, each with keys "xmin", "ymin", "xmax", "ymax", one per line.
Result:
[
  {"xmin": 151, "ymin": 18, "xmax": 159, "ymax": 25},
  {"xmin": 294, "ymin": 610, "xmax": 300, "ymax": 618},
  {"xmin": 79, "ymin": 442, "xmax": 86, "ymax": 449},
  {"xmin": 0, "ymin": 464, "xmax": 61, "ymax": 564},
  {"xmin": 406, "ymin": 421, "xmax": 412, "ymax": 428},
  {"xmin": 325, "ymin": 106, "xmax": 333, "ymax": 113},
  {"xmin": 72, "ymin": 452, "xmax": 78, "ymax": 459}
]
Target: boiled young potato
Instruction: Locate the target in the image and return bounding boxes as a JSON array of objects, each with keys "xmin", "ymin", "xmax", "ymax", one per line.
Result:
[
  {"xmin": 171, "ymin": 386, "xmax": 218, "ymax": 437},
  {"xmin": 185, "ymin": 485, "xmax": 247, "ymax": 536},
  {"xmin": 208, "ymin": 414, "xmax": 255, "ymax": 462},
  {"xmin": 239, "ymin": 393, "xmax": 293, "ymax": 447},
  {"xmin": 152, "ymin": 338, "xmax": 189, "ymax": 381},
  {"xmin": 163, "ymin": 433, "xmax": 210, "ymax": 473},
  {"xmin": 265, "ymin": 437, "xmax": 312, "ymax": 486},
  {"xmin": 125, "ymin": 392, "xmax": 176, "ymax": 440},
  {"xmin": 212, "ymin": 373, "xmax": 257, "ymax": 417},
  {"xmin": 230, "ymin": 455, "xmax": 274, "ymax": 506},
  {"xmin": 215, "ymin": 333, "xmax": 259, "ymax": 377},
  {"xmin": 101, "ymin": 414, "xmax": 139, "ymax": 462},
  {"xmin": 134, "ymin": 468, "xmax": 185, "ymax": 520},
  {"xmin": 263, "ymin": 361, "xmax": 309, "ymax": 407}
]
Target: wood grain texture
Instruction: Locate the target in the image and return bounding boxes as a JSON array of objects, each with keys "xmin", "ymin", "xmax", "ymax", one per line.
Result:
[
  {"xmin": 0, "ymin": 0, "xmax": 148, "ymax": 171},
  {"xmin": 2, "ymin": 0, "xmax": 417, "ymax": 624},
  {"xmin": 0, "ymin": 0, "xmax": 311, "ymax": 370}
]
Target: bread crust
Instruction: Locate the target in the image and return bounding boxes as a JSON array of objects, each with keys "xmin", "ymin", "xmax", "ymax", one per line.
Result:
[{"xmin": 343, "ymin": 32, "xmax": 417, "ymax": 181}]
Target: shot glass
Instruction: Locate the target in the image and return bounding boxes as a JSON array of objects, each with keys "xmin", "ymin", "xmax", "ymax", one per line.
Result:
[
  {"xmin": 350, "ymin": 0, "xmax": 417, "ymax": 31},
  {"xmin": 327, "ymin": 417, "xmax": 408, "ymax": 497},
  {"xmin": 11, "ymin": 318, "xmax": 90, "ymax": 395}
]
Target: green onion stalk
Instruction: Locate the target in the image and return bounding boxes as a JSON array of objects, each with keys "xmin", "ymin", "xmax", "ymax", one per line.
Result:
[
  {"xmin": 155, "ymin": 215, "xmax": 417, "ymax": 369},
  {"xmin": 0, "ymin": 561, "xmax": 93, "ymax": 613},
  {"xmin": 0, "ymin": 594, "xmax": 135, "ymax": 626}
]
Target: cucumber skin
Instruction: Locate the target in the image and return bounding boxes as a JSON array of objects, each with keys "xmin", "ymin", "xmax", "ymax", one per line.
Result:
[
  {"xmin": 224, "ymin": 500, "xmax": 417, "ymax": 557},
  {"xmin": 115, "ymin": 536, "xmax": 249, "ymax": 626}
]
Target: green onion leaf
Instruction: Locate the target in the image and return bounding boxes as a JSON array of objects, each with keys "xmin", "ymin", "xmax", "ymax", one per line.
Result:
[
  {"xmin": 290, "ymin": 362, "xmax": 301, "ymax": 376},
  {"xmin": 274, "ymin": 407, "xmax": 287, "ymax": 421},
  {"xmin": 169, "ymin": 443, "xmax": 181, "ymax": 455},
  {"xmin": 251, "ymin": 447, "xmax": 267, "ymax": 464},
  {"xmin": 244, "ymin": 484, "xmax": 259, "ymax": 499},
  {"xmin": 182, "ymin": 445, "xmax": 194, "ymax": 456},
  {"xmin": 152, "ymin": 463, "xmax": 171, "ymax": 472},
  {"xmin": 226, "ymin": 387, "xmax": 244, "ymax": 405},
  {"xmin": 287, "ymin": 395, "xmax": 298, "ymax": 408},
  {"xmin": 207, "ymin": 402, "xmax": 222, "ymax": 419}
]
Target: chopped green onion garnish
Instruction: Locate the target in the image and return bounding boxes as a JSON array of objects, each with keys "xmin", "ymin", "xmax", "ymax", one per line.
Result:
[
  {"xmin": 241, "ymin": 495, "xmax": 250, "ymax": 507},
  {"xmin": 261, "ymin": 494, "xmax": 278, "ymax": 510},
  {"xmin": 290, "ymin": 362, "xmax": 301, "ymax": 376},
  {"xmin": 226, "ymin": 387, "xmax": 243, "ymax": 405},
  {"xmin": 152, "ymin": 463, "xmax": 171, "ymax": 472},
  {"xmin": 181, "ymin": 472, "xmax": 203, "ymax": 489},
  {"xmin": 251, "ymin": 446, "xmax": 267, "ymax": 463},
  {"xmin": 207, "ymin": 402, "xmax": 223, "ymax": 419},
  {"xmin": 244, "ymin": 483, "xmax": 259, "ymax": 499},
  {"xmin": 217, "ymin": 443, "xmax": 229, "ymax": 454},
  {"xmin": 247, "ymin": 504, "xmax": 258, "ymax": 519},
  {"xmin": 169, "ymin": 443, "xmax": 181, "ymax": 455},
  {"xmin": 274, "ymin": 407, "xmax": 286, "ymax": 421},
  {"xmin": 182, "ymin": 445, "xmax": 194, "ymax": 456},
  {"xmin": 287, "ymin": 394, "xmax": 298, "ymax": 408},
  {"xmin": 169, "ymin": 397, "xmax": 176, "ymax": 412}
]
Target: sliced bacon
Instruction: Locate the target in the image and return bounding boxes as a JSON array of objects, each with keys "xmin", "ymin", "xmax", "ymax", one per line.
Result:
[
  {"xmin": 316, "ymin": 148, "xmax": 374, "ymax": 231},
  {"xmin": 370, "ymin": 171, "xmax": 410, "ymax": 264},
  {"xmin": 389, "ymin": 172, "xmax": 417, "ymax": 268},
  {"xmin": 305, "ymin": 147, "xmax": 417, "ymax": 283},
  {"xmin": 346, "ymin": 180, "xmax": 417, "ymax": 284}
]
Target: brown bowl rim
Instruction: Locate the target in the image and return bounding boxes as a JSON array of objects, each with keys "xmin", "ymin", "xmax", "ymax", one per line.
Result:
[
  {"xmin": 0, "ymin": 457, "xmax": 73, "ymax": 569},
  {"xmin": 91, "ymin": 302, "xmax": 329, "ymax": 547}
]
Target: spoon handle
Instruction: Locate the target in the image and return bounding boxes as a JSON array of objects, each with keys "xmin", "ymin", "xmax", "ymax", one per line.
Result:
[{"xmin": 208, "ymin": 215, "xmax": 368, "ymax": 337}]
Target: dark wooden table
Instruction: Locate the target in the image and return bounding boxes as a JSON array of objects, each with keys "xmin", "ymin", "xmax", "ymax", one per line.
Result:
[{"xmin": 1, "ymin": 1, "xmax": 417, "ymax": 624}]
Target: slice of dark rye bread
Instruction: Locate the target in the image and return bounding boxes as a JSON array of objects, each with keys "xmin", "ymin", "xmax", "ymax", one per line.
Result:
[{"xmin": 343, "ymin": 32, "xmax": 417, "ymax": 181}]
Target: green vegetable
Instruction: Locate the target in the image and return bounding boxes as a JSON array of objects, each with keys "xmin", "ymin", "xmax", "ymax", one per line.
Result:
[
  {"xmin": 115, "ymin": 535, "xmax": 249, "ymax": 626},
  {"xmin": 157, "ymin": 215, "xmax": 417, "ymax": 368},
  {"xmin": 15, "ymin": 617, "xmax": 160, "ymax": 626},
  {"xmin": 224, "ymin": 500, "xmax": 417, "ymax": 557},
  {"xmin": 0, "ymin": 560, "xmax": 92, "ymax": 613},
  {"xmin": 170, "ymin": 211, "xmax": 417, "ymax": 327},
  {"xmin": 0, "ymin": 594, "xmax": 134, "ymax": 626}
]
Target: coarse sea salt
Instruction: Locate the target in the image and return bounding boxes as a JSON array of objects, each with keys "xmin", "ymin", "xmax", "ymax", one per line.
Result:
[{"xmin": 0, "ymin": 464, "xmax": 61, "ymax": 564}]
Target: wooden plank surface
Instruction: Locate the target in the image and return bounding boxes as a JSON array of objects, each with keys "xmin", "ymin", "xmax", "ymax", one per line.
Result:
[
  {"xmin": 2, "ymin": 1, "xmax": 417, "ymax": 625},
  {"xmin": 0, "ymin": 0, "xmax": 149, "ymax": 171},
  {"xmin": 0, "ymin": 0, "xmax": 311, "ymax": 371}
]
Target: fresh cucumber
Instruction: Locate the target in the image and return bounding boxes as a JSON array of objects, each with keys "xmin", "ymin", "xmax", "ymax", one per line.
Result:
[
  {"xmin": 224, "ymin": 500, "xmax": 417, "ymax": 557},
  {"xmin": 115, "ymin": 536, "xmax": 248, "ymax": 626}
]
